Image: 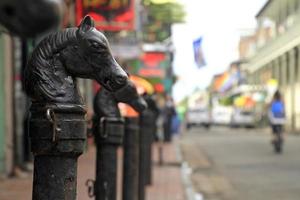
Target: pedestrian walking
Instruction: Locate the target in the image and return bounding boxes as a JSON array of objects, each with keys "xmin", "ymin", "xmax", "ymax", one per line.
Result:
[{"xmin": 163, "ymin": 95, "xmax": 176, "ymax": 142}]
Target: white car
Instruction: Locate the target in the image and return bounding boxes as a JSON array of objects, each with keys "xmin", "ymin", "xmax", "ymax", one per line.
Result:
[
  {"xmin": 231, "ymin": 109, "xmax": 256, "ymax": 128},
  {"xmin": 186, "ymin": 108, "xmax": 211, "ymax": 129},
  {"xmin": 212, "ymin": 107, "xmax": 233, "ymax": 125}
]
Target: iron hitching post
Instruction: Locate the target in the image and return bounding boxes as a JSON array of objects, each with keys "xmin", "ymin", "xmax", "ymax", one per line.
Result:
[
  {"xmin": 123, "ymin": 116, "xmax": 140, "ymax": 200},
  {"xmin": 93, "ymin": 81, "xmax": 147, "ymax": 200},
  {"xmin": 24, "ymin": 16, "xmax": 130, "ymax": 200},
  {"xmin": 138, "ymin": 94, "xmax": 159, "ymax": 200}
]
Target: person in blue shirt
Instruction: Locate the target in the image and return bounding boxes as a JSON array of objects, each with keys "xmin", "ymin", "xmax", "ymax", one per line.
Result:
[{"xmin": 268, "ymin": 90, "xmax": 286, "ymax": 153}]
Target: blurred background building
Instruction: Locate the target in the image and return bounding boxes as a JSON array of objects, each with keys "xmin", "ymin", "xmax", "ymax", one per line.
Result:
[
  {"xmin": 183, "ymin": 0, "xmax": 300, "ymax": 133},
  {"xmin": 242, "ymin": 0, "xmax": 300, "ymax": 132}
]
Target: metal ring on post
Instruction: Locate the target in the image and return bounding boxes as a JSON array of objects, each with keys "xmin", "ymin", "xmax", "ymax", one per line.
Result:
[
  {"xmin": 85, "ymin": 179, "xmax": 95, "ymax": 198},
  {"xmin": 46, "ymin": 108, "xmax": 61, "ymax": 142},
  {"xmin": 100, "ymin": 117, "xmax": 109, "ymax": 139},
  {"xmin": 99, "ymin": 117, "xmax": 125, "ymax": 140},
  {"xmin": 46, "ymin": 108, "xmax": 54, "ymax": 123}
]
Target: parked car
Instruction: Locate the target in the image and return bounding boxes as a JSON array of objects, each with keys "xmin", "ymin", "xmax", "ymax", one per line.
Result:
[
  {"xmin": 212, "ymin": 106, "xmax": 233, "ymax": 125},
  {"xmin": 186, "ymin": 107, "xmax": 211, "ymax": 129},
  {"xmin": 230, "ymin": 109, "xmax": 256, "ymax": 128}
]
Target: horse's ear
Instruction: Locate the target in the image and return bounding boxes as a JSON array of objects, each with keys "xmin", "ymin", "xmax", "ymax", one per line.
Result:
[{"xmin": 78, "ymin": 15, "xmax": 95, "ymax": 33}]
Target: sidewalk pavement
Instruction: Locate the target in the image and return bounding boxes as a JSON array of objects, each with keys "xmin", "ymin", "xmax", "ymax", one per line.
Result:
[
  {"xmin": 0, "ymin": 138, "xmax": 185, "ymax": 200},
  {"xmin": 146, "ymin": 141, "xmax": 185, "ymax": 200}
]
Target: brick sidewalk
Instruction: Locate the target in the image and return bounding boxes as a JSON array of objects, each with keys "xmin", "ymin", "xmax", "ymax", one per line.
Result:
[
  {"xmin": 146, "ymin": 142, "xmax": 185, "ymax": 200},
  {"xmin": 0, "ymin": 139, "xmax": 185, "ymax": 200}
]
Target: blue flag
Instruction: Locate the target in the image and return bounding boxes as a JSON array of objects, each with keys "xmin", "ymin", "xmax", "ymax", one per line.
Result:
[{"xmin": 193, "ymin": 37, "xmax": 206, "ymax": 68}]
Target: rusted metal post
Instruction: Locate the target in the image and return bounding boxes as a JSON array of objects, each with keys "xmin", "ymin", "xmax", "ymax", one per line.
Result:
[{"xmin": 24, "ymin": 16, "xmax": 130, "ymax": 200}]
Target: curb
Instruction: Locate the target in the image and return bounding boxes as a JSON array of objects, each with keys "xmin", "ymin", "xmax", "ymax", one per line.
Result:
[{"xmin": 174, "ymin": 139, "xmax": 204, "ymax": 200}]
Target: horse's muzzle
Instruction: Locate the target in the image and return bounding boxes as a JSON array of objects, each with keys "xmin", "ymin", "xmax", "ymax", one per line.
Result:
[
  {"xmin": 128, "ymin": 97, "xmax": 148, "ymax": 113},
  {"xmin": 113, "ymin": 80, "xmax": 148, "ymax": 113},
  {"xmin": 101, "ymin": 75, "xmax": 127, "ymax": 92}
]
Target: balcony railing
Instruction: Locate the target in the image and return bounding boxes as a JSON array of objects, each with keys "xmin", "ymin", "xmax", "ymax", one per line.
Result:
[{"xmin": 247, "ymin": 19, "xmax": 300, "ymax": 72}]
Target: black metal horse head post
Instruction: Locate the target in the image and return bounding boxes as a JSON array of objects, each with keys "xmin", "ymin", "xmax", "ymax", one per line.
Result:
[
  {"xmin": 24, "ymin": 15, "xmax": 129, "ymax": 200},
  {"xmin": 92, "ymin": 80, "xmax": 147, "ymax": 200},
  {"xmin": 24, "ymin": 15, "xmax": 128, "ymax": 104}
]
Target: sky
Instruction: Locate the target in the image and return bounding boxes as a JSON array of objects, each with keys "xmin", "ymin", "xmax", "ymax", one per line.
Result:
[{"xmin": 172, "ymin": 0, "xmax": 267, "ymax": 103}]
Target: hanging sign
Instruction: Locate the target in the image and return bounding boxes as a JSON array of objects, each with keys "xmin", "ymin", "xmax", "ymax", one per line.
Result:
[{"xmin": 76, "ymin": 0, "xmax": 135, "ymax": 31}]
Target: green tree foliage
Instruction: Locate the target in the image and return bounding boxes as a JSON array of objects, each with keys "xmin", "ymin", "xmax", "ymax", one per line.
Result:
[
  {"xmin": 142, "ymin": 0, "xmax": 185, "ymax": 42},
  {"xmin": 145, "ymin": 1, "xmax": 185, "ymax": 23}
]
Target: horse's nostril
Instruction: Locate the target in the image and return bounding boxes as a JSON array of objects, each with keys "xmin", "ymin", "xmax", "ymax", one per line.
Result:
[
  {"xmin": 115, "ymin": 75, "xmax": 127, "ymax": 85},
  {"xmin": 103, "ymin": 78, "xmax": 109, "ymax": 85}
]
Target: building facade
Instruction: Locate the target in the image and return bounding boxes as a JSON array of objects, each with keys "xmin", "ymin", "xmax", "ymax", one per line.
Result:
[{"xmin": 245, "ymin": 0, "xmax": 300, "ymax": 132}]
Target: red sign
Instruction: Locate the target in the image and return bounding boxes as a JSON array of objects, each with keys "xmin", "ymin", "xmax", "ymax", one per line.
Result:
[
  {"xmin": 141, "ymin": 53, "xmax": 166, "ymax": 68},
  {"xmin": 76, "ymin": 0, "xmax": 135, "ymax": 31},
  {"xmin": 139, "ymin": 68, "xmax": 165, "ymax": 78},
  {"xmin": 154, "ymin": 83, "xmax": 164, "ymax": 93},
  {"xmin": 138, "ymin": 52, "xmax": 167, "ymax": 78}
]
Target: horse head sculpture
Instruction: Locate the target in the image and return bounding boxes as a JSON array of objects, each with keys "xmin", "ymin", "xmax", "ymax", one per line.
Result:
[
  {"xmin": 92, "ymin": 81, "xmax": 147, "ymax": 143},
  {"xmin": 93, "ymin": 80, "xmax": 147, "ymax": 118},
  {"xmin": 113, "ymin": 80, "xmax": 147, "ymax": 114},
  {"xmin": 0, "ymin": 0, "xmax": 62, "ymax": 37},
  {"xmin": 24, "ymin": 16, "xmax": 128, "ymax": 104}
]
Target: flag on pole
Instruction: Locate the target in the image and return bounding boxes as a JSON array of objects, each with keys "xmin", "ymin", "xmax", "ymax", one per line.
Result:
[{"xmin": 193, "ymin": 37, "xmax": 206, "ymax": 68}]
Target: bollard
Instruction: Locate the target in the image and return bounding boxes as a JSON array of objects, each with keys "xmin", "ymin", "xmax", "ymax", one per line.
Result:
[
  {"xmin": 123, "ymin": 117, "xmax": 140, "ymax": 200},
  {"xmin": 138, "ymin": 109, "xmax": 154, "ymax": 200},
  {"xmin": 141, "ymin": 110, "xmax": 156, "ymax": 187},
  {"xmin": 138, "ymin": 94, "xmax": 159, "ymax": 200},
  {"xmin": 114, "ymin": 81, "xmax": 147, "ymax": 200},
  {"xmin": 24, "ymin": 16, "xmax": 130, "ymax": 200},
  {"xmin": 143, "ymin": 95, "xmax": 159, "ymax": 186},
  {"xmin": 93, "ymin": 82, "xmax": 147, "ymax": 200},
  {"xmin": 113, "ymin": 81, "xmax": 147, "ymax": 200},
  {"xmin": 93, "ymin": 87, "xmax": 124, "ymax": 200},
  {"xmin": 94, "ymin": 116, "xmax": 124, "ymax": 200},
  {"xmin": 30, "ymin": 104, "xmax": 86, "ymax": 200}
]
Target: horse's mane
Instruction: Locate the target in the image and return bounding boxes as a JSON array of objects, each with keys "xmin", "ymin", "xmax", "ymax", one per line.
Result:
[
  {"xmin": 24, "ymin": 27, "xmax": 79, "ymax": 102},
  {"xmin": 32, "ymin": 27, "xmax": 78, "ymax": 60}
]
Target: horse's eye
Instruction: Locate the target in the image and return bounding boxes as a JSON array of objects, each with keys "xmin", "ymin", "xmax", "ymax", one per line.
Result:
[{"xmin": 91, "ymin": 42, "xmax": 101, "ymax": 48}]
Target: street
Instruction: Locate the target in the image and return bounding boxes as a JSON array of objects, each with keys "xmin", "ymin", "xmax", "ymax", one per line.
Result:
[{"xmin": 180, "ymin": 126, "xmax": 300, "ymax": 200}]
